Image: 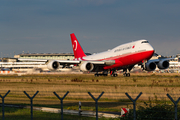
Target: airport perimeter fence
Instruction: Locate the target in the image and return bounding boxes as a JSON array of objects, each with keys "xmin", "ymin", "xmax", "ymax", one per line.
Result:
[{"xmin": 0, "ymin": 90, "xmax": 180, "ymax": 120}]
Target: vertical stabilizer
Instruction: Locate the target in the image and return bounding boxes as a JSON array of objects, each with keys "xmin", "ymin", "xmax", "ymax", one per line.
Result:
[{"xmin": 70, "ymin": 33, "xmax": 86, "ymax": 59}]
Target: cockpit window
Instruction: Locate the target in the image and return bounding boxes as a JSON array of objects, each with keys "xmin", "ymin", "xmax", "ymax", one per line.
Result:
[{"xmin": 141, "ymin": 41, "xmax": 149, "ymax": 43}]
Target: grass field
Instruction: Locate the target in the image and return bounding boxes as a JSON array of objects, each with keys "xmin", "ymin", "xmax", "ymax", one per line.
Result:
[
  {"xmin": 0, "ymin": 107, "xmax": 117, "ymax": 120},
  {"xmin": 0, "ymin": 73, "xmax": 180, "ymax": 113}
]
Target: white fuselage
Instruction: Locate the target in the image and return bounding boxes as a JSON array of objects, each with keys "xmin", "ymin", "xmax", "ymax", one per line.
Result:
[{"xmin": 81, "ymin": 40, "xmax": 154, "ymax": 61}]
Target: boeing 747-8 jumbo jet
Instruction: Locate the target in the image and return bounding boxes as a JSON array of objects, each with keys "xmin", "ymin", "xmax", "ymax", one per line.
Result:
[{"xmin": 19, "ymin": 33, "xmax": 171, "ymax": 77}]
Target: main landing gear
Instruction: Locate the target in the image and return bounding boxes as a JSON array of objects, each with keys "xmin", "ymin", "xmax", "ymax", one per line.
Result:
[
  {"xmin": 123, "ymin": 72, "xmax": 130, "ymax": 77},
  {"xmin": 123, "ymin": 68, "xmax": 131, "ymax": 77},
  {"xmin": 94, "ymin": 66, "xmax": 134, "ymax": 77},
  {"xmin": 94, "ymin": 70, "xmax": 118, "ymax": 77},
  {"xmin": 94, "ymin": 71, "xmax": 108, "ymax": 77},
  {"xmin": 110, "ymin": 70, "xmax": 118, "ymax": 77}
]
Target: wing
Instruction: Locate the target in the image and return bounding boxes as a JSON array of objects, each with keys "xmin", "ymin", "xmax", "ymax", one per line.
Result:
[
  {"xmin": 147, "ymin": 58, "xmax": 174, "ymax": 63},
  {"xmin": 18, "ymin": 58, "xmax": 107, "ymax": 64},
  {"xmin": 18, "ymin": 58, "xmax": 115, "ymax": 71}
]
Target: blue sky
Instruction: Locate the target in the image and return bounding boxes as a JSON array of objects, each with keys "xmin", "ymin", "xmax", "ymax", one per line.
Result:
[{"xmin": 0, "ymin": 0, "xmax": 180, "ymax": 57}]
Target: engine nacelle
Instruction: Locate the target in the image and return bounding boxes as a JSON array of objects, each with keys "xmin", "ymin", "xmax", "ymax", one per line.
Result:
[
  {"xmin": 47, "ymin": 61, "xmax": 60, "ymax": 70},
  {"xmin": 80, "ymin": 62, "xmax": 94, "ymax": 72},
  {"xmin": 157, "ymin": 60, "xmax": 169, "ymax": 69},
  {"xmin": 145, "ymin": 62, "xmax": 156, "ymax": 71}
]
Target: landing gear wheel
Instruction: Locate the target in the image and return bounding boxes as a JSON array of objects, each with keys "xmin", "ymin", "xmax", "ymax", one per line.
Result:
[
  {"xmin": 123, "ymin": 73, "xmax": 130, "ymax": 77},
  {"xmin": 111, "ymin": 74, "xmax": 118, "ymax": 77}
]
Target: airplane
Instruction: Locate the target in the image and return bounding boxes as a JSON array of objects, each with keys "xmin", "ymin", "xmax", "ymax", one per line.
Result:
[{"xmin": 18, "ymin": 33, "xmax": 172, "ymax": 77}]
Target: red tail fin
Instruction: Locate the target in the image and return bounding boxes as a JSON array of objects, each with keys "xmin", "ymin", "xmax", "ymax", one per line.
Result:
[{"xmin": 70, "ymin": 33, "xmax": 86, "ymax": 59}]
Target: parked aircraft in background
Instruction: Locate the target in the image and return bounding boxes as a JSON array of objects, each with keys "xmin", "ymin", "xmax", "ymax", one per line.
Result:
[{"xmin": 19, "ymin": 33, "xmax": 173, "ymax": 77}]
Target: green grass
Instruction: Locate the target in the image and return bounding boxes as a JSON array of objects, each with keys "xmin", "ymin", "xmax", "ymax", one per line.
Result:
[
  {"xmin": 0, "ymin": 73, "xmax": 180, "ymax": 114},
  {"xmin": 0, "ymin": 107, "xmax": 120, "ymax": 120}
]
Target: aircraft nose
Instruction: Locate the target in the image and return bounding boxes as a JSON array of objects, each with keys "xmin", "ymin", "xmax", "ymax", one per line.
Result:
[
  {"xmin": 147, "ymin": 44, "xmax": 154, "ymax": 51},
  {"xmin": 149, "ymin": 45, "xmax": 155, "ymax": 55}
]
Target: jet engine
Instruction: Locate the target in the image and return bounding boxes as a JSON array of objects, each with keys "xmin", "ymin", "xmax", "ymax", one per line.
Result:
[
  {"xmin": 157, "ymin": 60, "xmax": 169, "ymax": 69},
  {"xmin": 145, "ymin": 62, "xmax": 156, "ymax": 71},
  {"xmin": 47, "ymin": 61, "xmax": 60, "ymax": 70},
  {"xmin": 80, "ymin": 62, "xmax": 94, "ymax": 72}
]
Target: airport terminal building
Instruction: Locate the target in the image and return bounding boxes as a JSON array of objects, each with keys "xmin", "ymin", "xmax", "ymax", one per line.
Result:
[
  {"xmin": 1, "ymin": 53, "xmax": 78, "ymax": 73},
  {"xmin": 14, "ymin": 53, "xmax": 91, "ymax": 60},
  {"xmin": 14, "ymin": 53, "xmax": 75, "ymax": 60}
]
